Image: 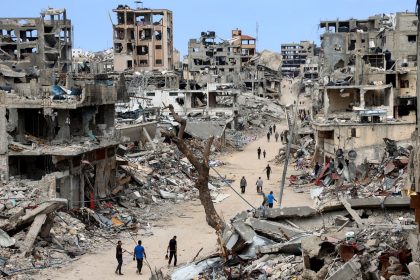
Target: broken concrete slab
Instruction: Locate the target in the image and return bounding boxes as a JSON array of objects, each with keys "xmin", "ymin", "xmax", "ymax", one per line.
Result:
[
  {"xmin": 20, "ymin": 214, "xmax": 47, "ymax": 256},
  {"xmin": 339, "ymin": 197, "xmax": 365, "ymax": 228},
  {"xmin": 1, "ymin": 199, "xmax": 67, "ymax": 233},
  {"xmin": 319, "ymin": 197, "xmax": 410, "ymax": 212},
  {"xmin": 232, "ymin": 221, "xmax": 256, "ymax": 245},
  {"xmin": 256, "ymin": 235, "xmax": 307, "ymax": 255},
  {"xmin": 265, "ymin": 206, "xmax": 317, "ymax": 219},
  {"xmin": 159, "ymin": 190, "xmax": 177, "ymax": 199},
  {"xmin": 408, "ymin": 262, "xmax": 420, "ymax": 280},
  {"xmin": 326, "ymin": 257, "xmax": 361, "ymax": 280},
  {"xmin": 0, "ymin": 229, "xmax": 15, "ymax": 247},
  {"xmin": 246, "ymin": 217, "xmax": 306, "ymax": 242}
]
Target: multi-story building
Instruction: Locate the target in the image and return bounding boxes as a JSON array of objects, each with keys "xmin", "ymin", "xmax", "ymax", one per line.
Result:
[
  {"xmin": 0, "ymin": 9, "xmax": 126, "ymax": 208},
  {"xmin": 112, "ymin": 4, "xmax": 173, "ymax": 72},
  {"xmin": 0, "ymin": 8, "xmax": 72, "ymax": 73},
  {"xmin": 312, "ymin": 12, "xmax": 418, "ymax": 165},
  {"xmin": 230, "ymin": 29, "xmax": 256, "ymax": 66},
  {"xmin": 281, "ymin": 41, "xmax": 316, "ymax": 78}
]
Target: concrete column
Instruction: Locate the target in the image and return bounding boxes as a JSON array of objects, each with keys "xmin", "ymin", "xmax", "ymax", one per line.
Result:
[{"xmin": 360, "ymin": 89, "xmax": 365, "ymax": 109}]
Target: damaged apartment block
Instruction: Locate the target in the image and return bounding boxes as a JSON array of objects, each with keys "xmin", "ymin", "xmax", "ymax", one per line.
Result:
[
  {"xmin": 0, "ymin": 8, "xmax": 72, "ymax": 74},
  {"xmin": 0, "ymin": 8, "xmax": 127, "ymax": 209},
  {"xmin": 312, "ymin": 12, "xmax": 418, "ymax": 165},
  {"xmin": 112, "ymin": 4, "xmax": 173, "ymax": 72}
]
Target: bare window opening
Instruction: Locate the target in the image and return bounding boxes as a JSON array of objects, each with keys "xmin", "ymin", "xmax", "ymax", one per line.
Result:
[
  {"xmin": 126, "ymin": 12, "xmax": 134, "ymax": 25},
  {"xmin": 348, "ymin": 40, "xmax": 356, "ymax": 51},
  {"xmin": 155, "ymin": 45, "xmax": 162, "ymax": 50},
  {"xmin": 114, "ymin": 43, "xmax": 123, "ymax": 53},
  {"xmin": 136, "ymin": 15, "xmax": 146, "ymax": 25},
  {"xmin": 154, "ymin": 30, "xmax": 162, "ymax": 40},
  {"xmin": 140, "ymin": 59, "xmax": 148, "ymax": 66},
  {"xmin": 408, "ymin": 55, "xmax": 417, "ymax": 62},
  {"xmin": 117, "ymin": 12, "xmax": 125, "ymax": 25},
  {"xmin": 137, "ymin": 45, "xmax": 148, "ymax": 55},
  {"xmin": 155, "ymin": 59, "xmax": 162, "ymax": 65},
  {"xmin": 140, "ymin": 29, "xmax": 152, "ymax": 40},
  {"xmin": 408, "ymin": 35, "xmax": 417, "ymax": 43},
  {"xmin": 169, "ymin": 92, "xmax": 178, "ymax": 96},
  {"xmin": 146, "ymin": 92, "xmax": 155, "ymax": 97},
  {"xmin": 128, "ymin": 29, "xmax": 135, "ymax": 40},
  {"xmin": 115, "ymin": 28, "xmax": 124, "ymax": 40},
  {"xmin": 400, "ymin": 80, "xmax": 409, "ymax": 88},
  {"xmin": 152, "ymin": 14, "xmax": 164, "ymax": 25},
  {"xmin": 127, "ymin": 43, "xmax": 133, "ymax": 54},
  {"xmin": 350, "ymin": 128, "xmax": 357, "ymax": 137},
  {"xmin": 127, "ymin": 60, "xmax": 133, "ymax": 69},
  {"xmin": 334, "ymin": 59, "xmax": 345, "ymax": 69}
]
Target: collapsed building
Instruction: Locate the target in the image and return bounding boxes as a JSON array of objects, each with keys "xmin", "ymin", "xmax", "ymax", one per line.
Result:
[
  {"xmin": 0, "ymin": 8, "xmax": 127, "ymax": 208},
  {"xmin": 311, "ymin": 12, "xmax": 418, "ymax": 165},
  {"xmin": 112, "ymin": 4, "xmax": 174, "ymax": 72}
]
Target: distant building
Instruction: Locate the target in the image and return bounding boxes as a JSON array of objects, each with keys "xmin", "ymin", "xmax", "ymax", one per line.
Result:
[
  {"xmin": 281, "ymin": 41, "xmax": 316, "ymax": 78},
  {"xmin": 112, "ymin": 4, "xmax": 173, "ymax": 72}
]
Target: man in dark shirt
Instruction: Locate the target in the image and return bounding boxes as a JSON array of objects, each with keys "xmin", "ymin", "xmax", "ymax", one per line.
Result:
[
  {"xmin": 167, "ymin": 236, "xmax": 177, "ymax": 267},
  {"xmin": 115, "ymin": 240, "xmax": 123, "ymax": 275}
]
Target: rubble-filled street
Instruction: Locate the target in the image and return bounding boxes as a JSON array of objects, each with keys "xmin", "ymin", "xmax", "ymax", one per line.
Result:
[{"xmin": 1, "ymin": 1, "xmax": 420, "ymax": 280}]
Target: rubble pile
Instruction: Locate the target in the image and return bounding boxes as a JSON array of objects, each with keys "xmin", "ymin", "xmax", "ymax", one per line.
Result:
[
  {"xmin": 314, "ymin": 138, "xmax": 411, "ymax": 208},
  {"xmin": 172, "ymin": 205, "xmax": 419, "ymax": 280}
]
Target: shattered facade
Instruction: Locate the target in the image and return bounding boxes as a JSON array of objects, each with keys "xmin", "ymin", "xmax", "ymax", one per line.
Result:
[
  {"xmin": 0, "ymin": 9, "xmax": 124, "ymax": 209},
  {"xmin": 312, "ymin": 12, "xmax": 418, "ymax": 164},
  {"xmin": 281, "ymin": 41, "xmax": 317, "ymax": 78},
  {"xmin": 0, "ymin": 8, "xmax": 72, "ymax": 74},
  {"xmin": 113, "ymin": 5, "xmax": 174, "ymax": 72}
]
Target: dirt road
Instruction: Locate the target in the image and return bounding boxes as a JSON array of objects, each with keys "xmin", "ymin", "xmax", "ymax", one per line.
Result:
[{"xmin": 36, "ymin": 123, "xmax": 312, "ymax": 280}]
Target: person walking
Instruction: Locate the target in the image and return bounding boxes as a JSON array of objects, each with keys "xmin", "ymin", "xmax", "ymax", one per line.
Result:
[
  {"xmin": 314, "ymin": 162, "xmax": 320, "ymax": 177},
  {"xmin": 264, "ymin": 164, "xmax": 272, "ymax": 180},
  {"xmin": 280, "ymin": 131, "xmax": 284, "ymax": 143},
  {"xmin": 257, "ymin": 147, "xmax": 261, "ymax": 159},
  {"xmin": 240, "ymin": 176, "xmax": 247, "ymax": 194},
  {"xmin": 167, "ymin": 236, "xmax": 177, "ymax": 267},
  {"xmin": 115, "ymin": 240, "xmax": 124, "ymax": 275},
  {"xmin": 267, "ymin": 191, "xmax": 277, "ymax": 208},
  {"xmin": 273, "ymin": 124, "xmax": 276, "ymax": 133},
  {"xmin": 269, "ymin": 125, "xmax": 273, "ymax": 134},
  {"xmin": 267, "ymin": 131, "xmax": 271, "ymax": 142},
  {"xmin": 263, "ymin": 150, "xmax": 266, "ymax": 159},
  {"xmin": 275, "ymin": 132, "xmax": 279, "ymax": 142},
  {"xmin": 133, "ymin": 240, "xmax": 147, "ymax": 275},
  {"xmin": 256, "ymin": 177, "xmax": 263, "ymax": 193}
]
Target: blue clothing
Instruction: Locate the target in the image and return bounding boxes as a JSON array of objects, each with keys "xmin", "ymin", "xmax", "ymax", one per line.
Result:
[
  {"xmin": 267, "ymin": 193, "xmax": 275, "ymax": 204},
  {"xmin": 134, "ymin": 245, "xmax": 145, "ymax": 259}
]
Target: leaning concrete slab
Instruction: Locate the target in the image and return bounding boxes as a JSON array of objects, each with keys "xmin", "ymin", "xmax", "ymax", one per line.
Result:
[
  {"xmin": 20, "ymin": 214, "xmax": 47, "ymax": 256},
  {"xmin": 232, "ymin": 221, "xmax": 256, "ymax": 245}
]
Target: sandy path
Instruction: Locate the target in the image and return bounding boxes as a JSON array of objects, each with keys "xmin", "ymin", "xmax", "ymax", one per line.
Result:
[{"xmin": 36, "ymin": 122, "xmax": 312, "ymax": 280}]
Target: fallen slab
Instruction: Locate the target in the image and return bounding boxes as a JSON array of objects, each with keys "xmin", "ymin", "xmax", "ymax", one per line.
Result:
[
  {"xmin": 232, "ymin": 221, "xmax": 256, "ymax": 245},
  {"xmin": 339, "ymin": 197, "xmax": 365, "ymax": 228},
  {"xmin": 246, "ymin": 217, "xmax": 306, "ymax": 241},
  {"xmin": 20, "ymin": 214, "xmax": 47, "ymax": 256},
  {"xmin": 320, "ymin": 197, "xmax": 410, "ymax": 212},
  {"xmin": 265, "ymin": 206, "xmax": 317, "ymax": 219},
  {"xmin": 326, "ymin": 257, "xmax": 361, "ymax": 280},
  {"xmin": 0, "ymin": 229, "xmax": 15, "ymax": 247},
  {"xmin": 2, "ymin": 199, "xmax": 67, "ymax": 233}
]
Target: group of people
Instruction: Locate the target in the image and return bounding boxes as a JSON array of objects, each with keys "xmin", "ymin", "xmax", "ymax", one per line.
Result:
[
  {"xmin": 115, "ymin": 236, "xmax": 177, "ymax": 276},
  {"xmin": 266, "ymin": 124, "xmax": 280, "ymax": 143}
]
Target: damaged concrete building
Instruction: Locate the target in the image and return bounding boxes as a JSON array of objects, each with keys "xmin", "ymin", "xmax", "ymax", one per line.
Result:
[
  {"xmin": 0, "ymin": 8, "xmax": 126, "ymax": 209},
  {"xmin": 312, "ymin": 12, "xmax": 418, "ymax": 164},
  {"xmin": 281, "ymin": 41, "xmax": 317, "ymax": 78},
  {"xmin": 0, "ymin": 8, "xmax": 72, "ymax": 74},
  {"xmin": 112, "ymin": 4, "xmax": 174, "ymax": 72}
]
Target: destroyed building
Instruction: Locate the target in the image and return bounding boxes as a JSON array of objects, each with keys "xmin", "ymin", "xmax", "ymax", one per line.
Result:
[
  {"xmin": 0, "ymin": 8, "xmax": 72, "ymax": 74},
  {"xmin": 230, "ymin": 29, "xmax": 256, "ymax": 67},
  {"xmin": 112, "ymin": 4, "xmax": 174, "ymax": 72},
  {"xmin": 0, "ymin": 8, "xmax": 126, "ymax": 209},
  {"xmin": 281, "ymin": 41, "xmax": 317, "ymax": 78},
  {"xmin": 186, "ymin": 31, "xmax": 242, "ymax": 85},
  {"xmin": 312, "ymin": 12, "xmax": 418, "ymax": 164}
]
